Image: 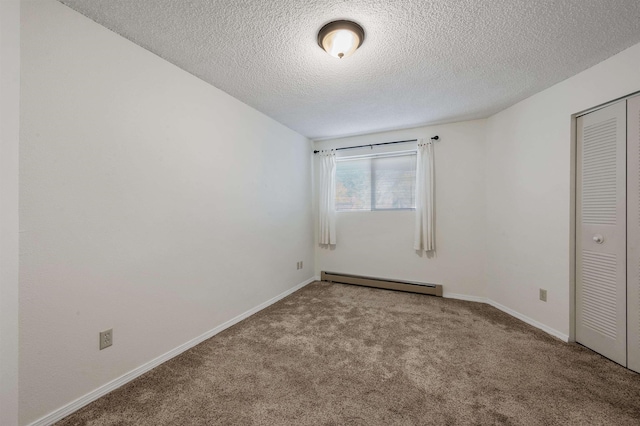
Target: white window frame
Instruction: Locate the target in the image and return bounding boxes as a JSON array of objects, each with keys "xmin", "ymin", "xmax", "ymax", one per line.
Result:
[{"xmin": 335, "ymin": 150, "xmax": 417, "ymax": 212}]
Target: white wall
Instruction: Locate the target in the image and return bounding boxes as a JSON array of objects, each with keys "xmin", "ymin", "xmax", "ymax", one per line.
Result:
[
  {"xmin": 314, "ymin": 120, "xmax": 486, "ymax": 298},
  {"xmin": 485, "ymin": 42, "xmax": 640, "ymax": 339},
  {"xmin": 0, "ymin": 1, "xmax": 20, "ymax": 425},
  {"xmin": 20, "ymin": 1, "xmax": 314, "ymax": 424}
]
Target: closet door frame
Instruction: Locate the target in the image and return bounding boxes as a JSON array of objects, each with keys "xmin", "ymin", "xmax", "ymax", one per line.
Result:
[
  {"xmin": 571, "ymin": 91, "xmax": 640, "ymax": 367},
  {"xmin": 627, "ymin": 94, "xmax": 640, "ymax": 373}
]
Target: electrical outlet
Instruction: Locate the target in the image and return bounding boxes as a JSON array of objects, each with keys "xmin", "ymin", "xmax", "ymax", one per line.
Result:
[
  {"xmin": 100, "ymin": 329, "xmax": 113, "ymax": 350},
  {"xmin": 539, "ymin": 289, "xmax": 547, "ymax": 302}
]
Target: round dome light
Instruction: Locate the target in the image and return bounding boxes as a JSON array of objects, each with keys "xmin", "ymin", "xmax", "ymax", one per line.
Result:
[{"xmin": 317, "ymin": 20, "xmax": 365, "ymax": 59}]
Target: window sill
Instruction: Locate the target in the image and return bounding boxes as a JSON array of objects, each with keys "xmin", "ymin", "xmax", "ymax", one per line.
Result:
[{"xmin": 336, "ymin": 208, "xmax": 416, "ymax": 213}]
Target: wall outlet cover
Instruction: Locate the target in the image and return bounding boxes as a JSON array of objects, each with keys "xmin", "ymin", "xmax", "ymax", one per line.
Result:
[
  {"xmin": 539, "ymin": 289, "xmax": 547, "ymax": 302},
  {"xmin": 100, "ymin": 329, "xmax": 113, "ymax": 350}
]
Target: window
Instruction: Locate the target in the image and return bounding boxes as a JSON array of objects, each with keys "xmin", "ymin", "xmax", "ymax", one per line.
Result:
[{"xmin": 335, "ymin": 152, "xmax": 416, "ymax": 211}]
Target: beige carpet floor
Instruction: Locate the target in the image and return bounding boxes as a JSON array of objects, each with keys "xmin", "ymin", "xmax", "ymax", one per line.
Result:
[{"xmin": 57, "ymin": 281, "xmax": 640, "ymax": 425}]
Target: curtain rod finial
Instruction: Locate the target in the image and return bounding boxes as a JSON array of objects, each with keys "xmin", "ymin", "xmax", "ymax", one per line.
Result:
[{"xmin": 431, "ymin": 136, "xmax": 439, "ymax": 140}]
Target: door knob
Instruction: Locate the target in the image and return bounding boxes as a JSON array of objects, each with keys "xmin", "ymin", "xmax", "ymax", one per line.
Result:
[{"xmin": 593, "ymin": 234, "xmax": 604, "ymax": 244}]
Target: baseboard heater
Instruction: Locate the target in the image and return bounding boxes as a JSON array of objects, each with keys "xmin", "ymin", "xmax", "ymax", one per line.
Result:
[{"xmin": 321, "ymin": 271, "xmax": 443, "ymax": 297}]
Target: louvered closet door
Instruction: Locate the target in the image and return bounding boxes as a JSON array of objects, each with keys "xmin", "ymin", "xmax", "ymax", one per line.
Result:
[
  {"xmin": 576, "ymin": 101, "xmax": 627, "ymax": 366},
  {"xmin": 628, "ymin": 95, "xmax": 640, "ymax": 373}
]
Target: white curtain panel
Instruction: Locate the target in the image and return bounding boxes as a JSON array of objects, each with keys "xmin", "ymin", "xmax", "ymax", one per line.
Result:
[
  {"xmin": 318, "ymin": 150, "xmax": 337, "ymax": 245},
  {"xmin": 413, "ymin": 139, "xmax": 435, "ymax": 252}
]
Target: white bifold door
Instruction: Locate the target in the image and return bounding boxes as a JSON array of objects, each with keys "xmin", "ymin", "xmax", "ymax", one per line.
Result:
[{"xmin": 576, "ymin": 95, "xmax": 640, "ymax": 372}]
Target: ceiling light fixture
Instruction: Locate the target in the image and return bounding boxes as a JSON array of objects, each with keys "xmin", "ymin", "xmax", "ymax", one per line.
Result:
[{"xmin": 317, "ymin": 20, "xmax": 365, "ymax": 59}]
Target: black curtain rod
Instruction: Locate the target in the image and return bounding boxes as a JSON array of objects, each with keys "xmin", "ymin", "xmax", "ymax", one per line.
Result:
[{"xmin": 313, "ymin": 136, "xmax": 439, "ymax": 154}]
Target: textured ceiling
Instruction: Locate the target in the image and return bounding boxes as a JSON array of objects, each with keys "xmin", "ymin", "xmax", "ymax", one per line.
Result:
[{"xmin": 58, "ymin": 0, "xmax": 640, "ymax": 140}]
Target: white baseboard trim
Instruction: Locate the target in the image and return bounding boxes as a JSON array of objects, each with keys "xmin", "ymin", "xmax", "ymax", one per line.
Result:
[
  {"xmin": 29, "ymin": 276, "xmax": 318, "ymax": 426},
  {"xmin": 443, "ymin": 292, "xmax": 569, "ymax": 342},
  {"xmin": 442, "ymin": 292, "xmax": 488, "ymax": 303},
  {"xmin": 486, "ymin": 300, "xmax": 570, "ymax": 342}
]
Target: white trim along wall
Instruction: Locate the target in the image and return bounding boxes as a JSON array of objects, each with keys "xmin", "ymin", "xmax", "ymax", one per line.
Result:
[
  {"xmin": 20, "ymin": 1, "xmax": 315, "ymax": 424},
  {"xmin": 485, "ymin": 42, "xmax": 640, "ymax": 342},
  {"xmin": 315, "ymin": 42, "xmax": 640, "ymax": 345},
  {"xmin": 314, "ymin": 119, "xmax": 488, "ymax": 300},
  {"xmin": 27, "ymin": 277, "xmax": 318, "ymax": 426},
  {"xmin": 14, "ymin": 0, "xmax": 640, "ymax": 424}
]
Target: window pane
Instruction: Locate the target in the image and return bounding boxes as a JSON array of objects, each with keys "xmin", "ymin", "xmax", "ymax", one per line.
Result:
[
  {"xmin": 372, "ymin": 154, "xmax": 416, "ymax": 209},
  {"xmin": 336, "ymin": 158, "xmax": 371, "ymax": 211}
]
